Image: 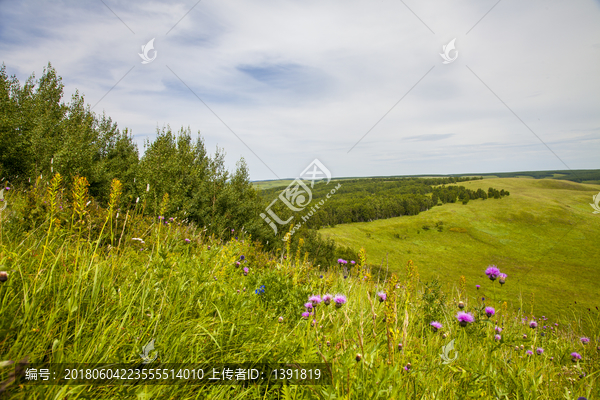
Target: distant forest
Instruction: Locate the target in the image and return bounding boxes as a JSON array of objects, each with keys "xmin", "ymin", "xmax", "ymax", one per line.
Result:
[
  {"xmin": 261, "ymin": 177, "xmax": 509, "ymax": 231},
  {"xmin": 329, "ymin": 169, "xmax": 600, "ymax": 184}
]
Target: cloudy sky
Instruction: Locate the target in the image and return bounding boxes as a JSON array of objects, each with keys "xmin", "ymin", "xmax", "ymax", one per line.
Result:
[{"xmin": 1, "ymin": 0, "xmax": 599, "ymax": 181}]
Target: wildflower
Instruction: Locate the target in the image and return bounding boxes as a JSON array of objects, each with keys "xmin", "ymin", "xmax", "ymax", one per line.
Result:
[
  {"xmin": 333, "ymin": 294, "xmax": 347, "ymax": 308},
  {"xmin": 231, "ymin": 229, "xmax": 234, "ymax": 233},
  {"xmin": 254, "ymin": 285, "xmax": 265, "ymax": 295},
  {"xmin": 498, "ymin": 273, "xmax": 507, "ymax": 285},
  {"xmin": 494, "ymin": 334, "xmax": 501, "ymax": 341},
  {"xmin": 514, "ymin": 346, "xmax": 519, "ymax": 351},
  {"xmin": 207, "ymin": 246, "xmax": 211, "ymax": 250},
  {"xmin": 549, "ymin": 356, "xmax": 554, "ymax": 361},
  {"xmin": 476, "ymin": 285, "xmax": 480, "ymax": 289},
  {"xmin": 235, "ymin": 261, "xmax": 240, "ymax": 267},
  {"xmin": 536, "ymin": 348, "xmax": 544, "ymax": 355},
  {"xmin": 304, "ymin": 302, "xmax": 313, "ymax": 311},
  {"xmin": 580, "ymin": 337, "xmax": 590, "ymax": 344},
  {"xmin": 485, "ymin": 307, "xmax": 495, "ymax": 318},
  {"xmin": 404, "ymin": 363, "xmax": 411, "ymax": 371},
  {"xmin": 326, "ymin": 341, "xmax": 331, "ymax": 346},
  {"xmin": 571, "ymin": 352, "xmax": 582, "ymax": 361},
  {"xmin": 529, "ymin": 321, "xmax": 537, "ymax": 329},
  {"xmin": 442, "ymin": 333, "xmax": 448, "ymax": 339},
  {"xmin": 302, "ymin": 312, "xmax": 310, "ymax": 320},
  {"xmin": 0, "ymin": 271, "xmax": 7, "ymax": 283},
  {"xmin": 158, "ymin": 216, "xmax": 164, "ymax": 220},
  {"xmin": 320, "ymin": 275, "xmax": 323, "ymax": 279},
  {"xmin": 520, "ymin": 345, "xmax": 524, "ymax": 350},
  {"xmin": 240, "ymin": 255, "xmax": 245, "ymax": 260},
  {"xmin": 398, "ymin": 343, "xmax": 403, "ymax": 350},
  {"xmin": 458, "ymin": 301, "xmax": 465, "ymax": 309},
  {"xmin": 169, "ymin": 217, "xmax": 174, "ymax": 222},
  {"xmin": 355, "ymin": 354, "xmax": 362, "ymax": 362},
  {"xmin": 430, "ymin": 321, "xmax": 442, "ymax": 332},
  {"xmin": 309, "ymin": 295, "xmax": 322, "ymax": 307},
  {"xmin": 377, "ymin": 292, "xmax": 386, "ymax": 302},
  {"xmin": 351, "ymin": 261, "xmax": 355, "ymax": 265},
  {"xmin": 456, "ymin": 311, "xmax": 475, "ymax": 327},
  {"xmin": 523, "ymin": 334, "xmax": 527, "ymax": 339},
  {"xmin": 311, "ymin": 319, "xmax": 316, "ymax": 327},
  {"xmin": 184, "ymin": 238, "xmax": 190, "ymax": 243},
  {"xmin": 485, "ymin": 265, "xmax": 501, "ymax": 280},
  {"xmin": 337, "ymin": 259, "xmax": 344, "ymax": 264},
  {"xmin": 482, "ymin": 297, "xmax": 485, "ymax": 301},
  {"xmin": 322, "ymin": 294, "xmax": 333, "ymax": 306},
  {"xmin": 243, "ymin": 267, "xmax": 248, "ymax": 276},
  {"xmin": 344, "ymin": 275, "xmax": 348, "ymax": 279},
  {"xmin": 526, "ymin": 350, "xmax": 533, "ymax": 356},
  {"xmin": 495, "ymin": 326, "xmax": 502, "ymax": 333}
]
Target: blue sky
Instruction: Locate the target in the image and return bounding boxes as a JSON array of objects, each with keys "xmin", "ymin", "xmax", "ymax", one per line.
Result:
[{"xmin": 1, "ymin": 0, "xmax": 599, "ymax": 180}]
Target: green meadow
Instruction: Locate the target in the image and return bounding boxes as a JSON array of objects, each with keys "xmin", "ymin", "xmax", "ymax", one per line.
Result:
[
  {"xmin": 0, "ymin": 176, "xmax": 598, "ymax": 399},
  {"xmin": 319, "ymin": 178, "xmax": 600, "ymax": 323}
]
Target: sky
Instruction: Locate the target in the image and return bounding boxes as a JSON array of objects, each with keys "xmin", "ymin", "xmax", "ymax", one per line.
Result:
[{"xmin": 1, "ymin": 0, "xmax": 599, "ymax": 181}]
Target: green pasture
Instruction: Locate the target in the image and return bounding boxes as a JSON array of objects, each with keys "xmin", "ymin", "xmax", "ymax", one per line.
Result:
[{"xmin": 319, "ymin": 178, "xmax": 600, "ymax": 321}]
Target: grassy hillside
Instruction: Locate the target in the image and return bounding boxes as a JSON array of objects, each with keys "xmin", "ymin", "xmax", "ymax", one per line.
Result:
[
  {"xmin": 319, "ymin": 178, "xmax": 600, "ymax": 322},
  {"xmin": 0, "ymin": 177, "xmax": 598, "ymax": 398}
]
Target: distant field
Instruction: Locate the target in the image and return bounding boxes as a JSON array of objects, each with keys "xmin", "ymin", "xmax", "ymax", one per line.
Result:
[
  {"xmin": 319, "ymin": 178, "xmax": 600, "ymax": 321},
  {"xmin": 253, "ymin": 179, "xmax": 295, "ymax": 190}
]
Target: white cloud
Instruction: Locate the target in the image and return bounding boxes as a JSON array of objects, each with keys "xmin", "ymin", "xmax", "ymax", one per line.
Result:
[{"xmin": 1, "ymin": 0, "xmax": 598, "ymax": 180}]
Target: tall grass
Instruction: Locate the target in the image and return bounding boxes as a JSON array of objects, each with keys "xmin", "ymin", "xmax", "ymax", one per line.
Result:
[{"xmin": 0, "ymin": 176, "xmax": 597, "ymax": 399}]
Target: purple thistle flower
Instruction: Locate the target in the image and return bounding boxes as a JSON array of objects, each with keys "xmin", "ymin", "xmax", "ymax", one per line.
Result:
[
  {"xmin": 301, "ymin": 312, "xmax": 310, "ymax": 320},
  {"xmin": 309, "ymin": 295, "xmax": 322, "ymax": 307},
  {"xmin": 456, "ymin": 311, "xmax": 475, "ymax": 327},
  {"xmin": 571, "ymin": 352, "xmax": 582, "ymax": 361},
  {"xmin": 351, "ymin": 260, "xmax": 355, "ymax": 264},
  {"xmin": 476, "ymin": 285, "xmax": 480, "ymax": 289},
  {"xmin": 337, "ymin": 259, "xmax": 344, "ymax": 264},
  {"xmin": 485, "ymin": 265, "xmax": 501, "ymax": 280},
  {"xmin": 158, "ymin": 216, "xmax": 164, "ymax": 220},
  {"xmin": 498, "ymin": 273, "xmax": 507, "ymax": 285},
  {"xmin": 333, "ymin": 294, "xmax": 347, "ymax": 308},
  {"xmin": 377, "ymin": 291, "xmax": 386, "ymax": 302},
  {"xmin": 580, "ymin": 337, "xmax": 590, "ymax": 344},
  {"xmin": 430, "ymin": 321, "xmax": 442, "ymax": 332},
  {"xmin": 235, "ymin": 261, "xmax": 240, "ymax": 267},
  {"xmin": 243, "ymin": 267, "xmax": 249, "ymax": 276},
  {"xmin": 495, "ymin": 326, "xmax": 502, "ymax": 334},
  {"xmin": 494, "ymin": 334, "xmax": 501, "ymax": 341},
  {"xmin": 529, "ymin": 321, "xmax": 538, "ymax": 329},
  {"xmin": 536, "ymin": 348, "xmax": 544, "ymax": 355},
  {"xmin": 184, "ymin": 238, "xmax": 190, "ymax": 243},
  {"xmin": 322, "ymin": 294, "xmax": 333, "ymax": 305},
  {"xmin": 526, "ymin": 350, "xmax": 533, "ymax": 356},
  {"xmin": 485, "ymin": 307, "xmax": 495, "ymax": 318},
  {"xmin": 304, "ymin": 302, "xmax": 313, "ymax": 311}
]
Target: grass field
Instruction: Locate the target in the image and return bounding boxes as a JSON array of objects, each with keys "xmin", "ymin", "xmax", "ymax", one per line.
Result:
[
  {"xmin": 0, "ymin": 176, "xmax": 598, "ymax": 398},
  {"xmin": 319, "ymin": 178, "xmax": 600, "ymax": 323}
]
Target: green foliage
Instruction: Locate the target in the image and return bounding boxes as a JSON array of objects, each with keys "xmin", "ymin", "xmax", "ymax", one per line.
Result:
[{"xmin": 0, "ymin": 187, "xmax": 598, "ymax": 399}]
